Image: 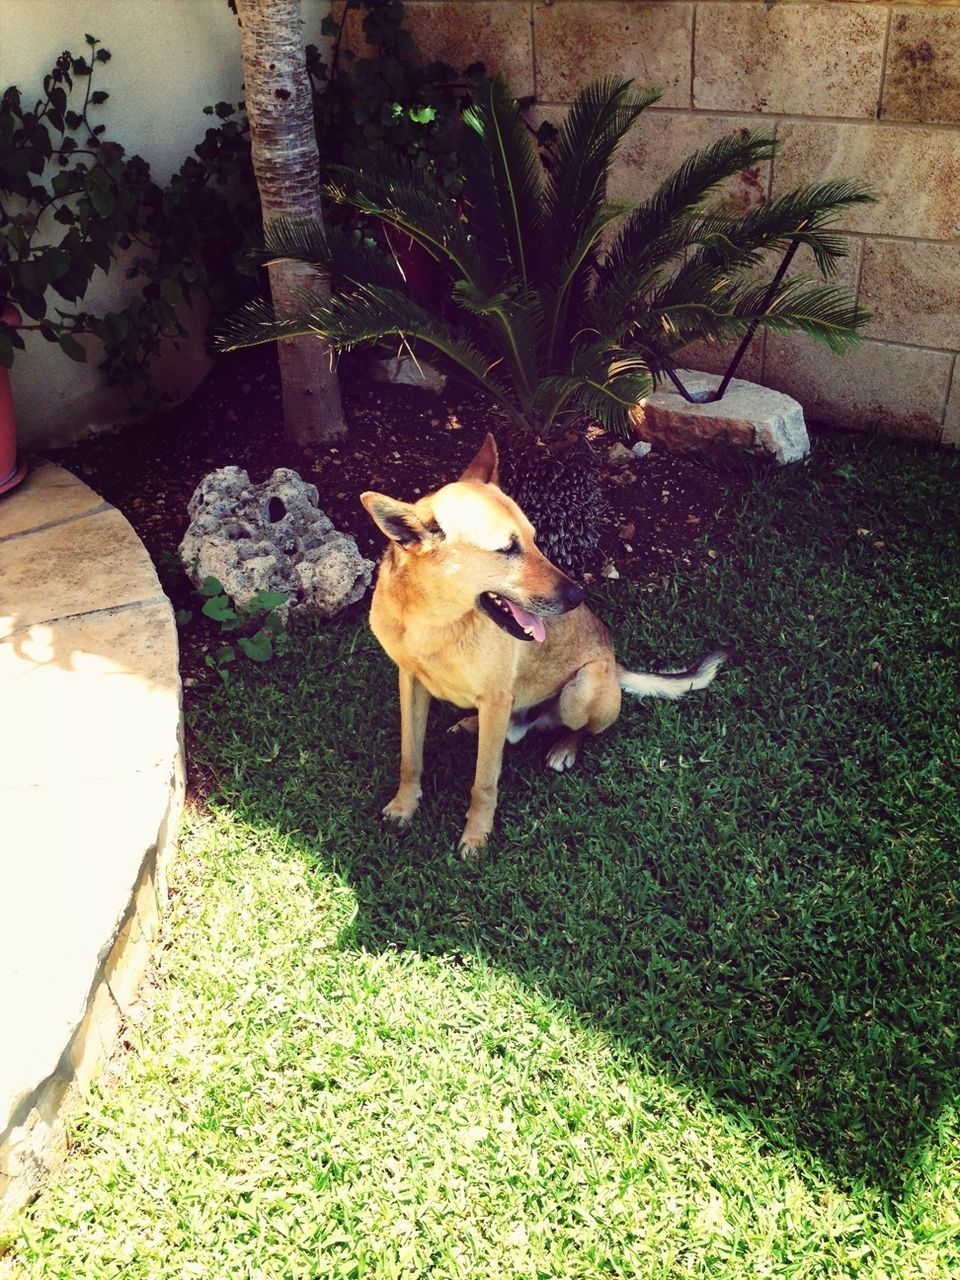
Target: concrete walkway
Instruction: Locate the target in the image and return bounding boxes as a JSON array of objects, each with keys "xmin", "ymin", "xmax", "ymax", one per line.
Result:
[{"xmin": 0, "ymin": 462, "xmax": 184, "ymax": 1224}]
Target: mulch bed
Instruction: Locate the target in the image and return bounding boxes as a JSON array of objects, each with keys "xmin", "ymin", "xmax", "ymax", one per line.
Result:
[{"xmin": 43, "ymin": 344, "xmax": 745, "ymax": 701}]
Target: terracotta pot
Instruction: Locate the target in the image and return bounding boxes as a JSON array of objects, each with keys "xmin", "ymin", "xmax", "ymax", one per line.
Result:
[
  {"xmin": 382, "ymin": 225, "xmax": 445, "ymax": 307},
  {"xmin": 0, "ymin": 301, "xmax": 27, "ymax": 495}
]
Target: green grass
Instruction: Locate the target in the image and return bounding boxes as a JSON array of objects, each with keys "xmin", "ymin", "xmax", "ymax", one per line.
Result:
[{"xmin": 6, "ymin": 434, "xmax": 960, "ymax": 1278}]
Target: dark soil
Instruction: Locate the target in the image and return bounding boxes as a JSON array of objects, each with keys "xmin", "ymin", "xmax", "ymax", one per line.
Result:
[{"xmin": 43, "ymin": 345, "xmax": 745, "ymax": 690}]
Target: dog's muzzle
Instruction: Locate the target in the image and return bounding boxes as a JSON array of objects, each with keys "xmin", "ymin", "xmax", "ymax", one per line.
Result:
[
  {"xmin": 529, "ymin": 582, "xmax": 585, "ymax": 616},
  {"xmin": 478, "ymin": 581, "xmax": 584, "ymax": 643}
]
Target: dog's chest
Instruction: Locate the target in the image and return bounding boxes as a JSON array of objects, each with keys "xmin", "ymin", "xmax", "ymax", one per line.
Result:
[{"xmin": 372, "ymin": 609, "xmax": 506, "ymax": 708}]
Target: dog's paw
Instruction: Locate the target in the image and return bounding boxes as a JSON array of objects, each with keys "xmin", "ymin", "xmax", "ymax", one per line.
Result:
[
  {"xmin": 545, "ymin": 733, "xmax": 579, "ymax": 772},
  {"xmin": 382, "ymin": 792, "xmax": 420, "ymax": 826},
  {"xmin": 457, "ymin": 828, "xmax": 489, "ymax": 859},
  {"xmin": 448, "ymin": 715, "xmax": 480, "ymax": 736}
]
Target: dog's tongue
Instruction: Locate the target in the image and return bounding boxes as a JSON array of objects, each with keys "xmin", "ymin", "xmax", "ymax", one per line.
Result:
[{"xmin": 506, "ymin": 600, "xmax": 546, "ymax": 643}]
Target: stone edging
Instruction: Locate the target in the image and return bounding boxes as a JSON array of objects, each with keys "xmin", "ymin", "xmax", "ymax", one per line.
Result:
[{"xmin": 0, "ymin": 463, "xmax": 185, "ymax": 1226}]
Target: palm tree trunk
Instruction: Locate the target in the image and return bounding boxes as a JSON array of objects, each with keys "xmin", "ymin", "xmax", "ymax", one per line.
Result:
[{"xmin": 234, "ymin": 0, "xmax": 345, "ymax": 447}]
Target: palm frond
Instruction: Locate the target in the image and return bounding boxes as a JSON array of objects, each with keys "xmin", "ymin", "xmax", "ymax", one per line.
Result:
[
  {"xmin": 451, "ymin": 280, "xmax": 546, "ymax": 407},
  {"xmin": 542, "ymin": 77, "xmax": 660, "ymax": 268},
  {"xmin": 261, "ymin": 215, "xmax": 331, "ymax": 267},
  {"xmin": 690, "ymin": 179, "xmax": 875, "ymax": 276},
  {"xmin": 535, "ymin": 80, "xmax": 659, "ymax": 364},
  {"xmin": 460, "ymin": 75, "xmax": 544, "ymax": 286},
  {"xmin": 223, "ymin": 280, "xmax": 538, "ymax": 426},
  {"xmin": 731, "ymin": 276, "xmax": 870, "ymax": 353},
  {"xmin": 623, "ymin": 266, "xmax": 870, "ymax": 369},
  {"xmin": 326, "ymin": 165, "xmax": 489, "ymax": 289},
  {"xmin": 585, "ymin": 220, "xmax": 696, "ymax": 340},
  {"xmin": 542, "ymin": 203, "xmax": 632, "ymax": 361},
  {"xmin": 311, "ymin": 283, "xmax": 536, "ymax": 425},
  {"xmin": 259, "ymin": 215, "xmax": 407, "ymax": 293},
  {"xmin": 597, "ymin": 132, "xmax": 779, "ymax": 290},
  {"xmin": 325, "ymin": 225, "xmax": 408, "ymax": 289},
  {"xmin": 538, "ymin": 349, "xmax": 654, "ymax": 434},
  {"xmin": 534, "ymin": 343, "xmax": 653, "ymax": 434},
  {"xmin": 216, "ymin": 295, "xmax": 319, "ymax": 352}
]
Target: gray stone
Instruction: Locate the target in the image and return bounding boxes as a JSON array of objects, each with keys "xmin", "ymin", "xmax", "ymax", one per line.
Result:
[
  {"xmin": 631, "ymin": 441, "xmax": 653, "ymax": 459},
  {"xmin": 371, "ymin": 355, "xmax": 447, "ymax": 393},
  {"xmin": 179, "ymin": 467, "xmax": 373, "ymax": 619},
  {"xmin": 630, "ymin": 369, "xmax": 810, "ymax": 465}
]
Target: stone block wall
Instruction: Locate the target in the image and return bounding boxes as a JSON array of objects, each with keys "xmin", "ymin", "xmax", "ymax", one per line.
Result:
[{"xmin": 338, "ymin": 1, "xmax": 960, "ymax": 445}]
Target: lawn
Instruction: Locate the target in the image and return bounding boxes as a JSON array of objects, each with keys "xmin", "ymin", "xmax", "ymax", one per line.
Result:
[{"xmin": 5, "ymin": 434, "xmax": 960, "ymax": 1279}]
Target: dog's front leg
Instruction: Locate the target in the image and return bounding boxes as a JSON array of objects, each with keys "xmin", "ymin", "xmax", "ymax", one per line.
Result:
[
  {"xmin": 459, "ymin": 694, "xmax": 512, "ymax": 857},
  {"xmin": 383, "ymin": 668, "xmax": 431, "ymax": 827}
]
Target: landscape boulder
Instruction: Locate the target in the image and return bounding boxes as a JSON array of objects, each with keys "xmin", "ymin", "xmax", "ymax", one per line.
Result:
[
  {"xmin": 630, "ymin": 369, "xmax": 810, "ymax": 465},
  {"xmin": 180, "ymin": 467, "xmax": 373, "ymax": 618}
]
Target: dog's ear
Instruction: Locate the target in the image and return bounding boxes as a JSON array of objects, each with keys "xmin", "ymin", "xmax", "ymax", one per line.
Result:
[
  {"xmin": 360, "ymin": 492, "xmax": 441, "ymax": 548},
  {"xmin": 459, "ymin": 433, "xmax": 499, "ymax": 486}
]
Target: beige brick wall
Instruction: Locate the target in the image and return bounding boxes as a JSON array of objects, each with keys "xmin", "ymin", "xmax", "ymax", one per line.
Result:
[{"xmin": 379, "ymin": 0, "xmax": 960, "ymax": 444}]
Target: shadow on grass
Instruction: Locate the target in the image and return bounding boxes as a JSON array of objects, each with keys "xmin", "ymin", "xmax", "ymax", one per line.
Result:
[{"xmin": 189, "ymin": 434, "xmax": 960, "ymax": 1199}]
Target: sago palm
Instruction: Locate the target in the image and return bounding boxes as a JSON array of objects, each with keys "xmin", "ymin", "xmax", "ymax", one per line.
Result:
[{"xmin": 220, "ymin": 75, "xmax": 872, "ymax": 572}]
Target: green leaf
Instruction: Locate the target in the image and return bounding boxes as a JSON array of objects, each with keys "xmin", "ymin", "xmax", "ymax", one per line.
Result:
[
  {"xmin": 202, "ymin": 595, "xmax": 238, "ymax": 625},
  {"xmin": 199, "ymin": 576, "xmax": 224, "ymax": 597},
  {"xmin": 87, "ymin": 183, "xmax": 115, "ymax": 219},
  {"xmin": 43, "ymin": 246, "xmax": 72, "ymax": 281},
  {"xmin": 174, "ymin": 609, "xmax": 194, "ymax": 627},
  {"xmin": 89, "ymin": 238, "xmax": 112, "ymax": 273},
  {"xmin": 51, "ymin": 266, "xmax": 86, "ymax": 301},
  {"xmin": 239, "ymin": 630, "xmax": 274, "ymax": 663},
  {"xmin": 247, "ymin": 589, "xmax": 289, "ymax": 613},
  {"xmin": 57, "ymin": 332, "xmax": 87, "ymax": 362},
  {"xmin": 16, "ymin": 290, "xmax": 46, "ymax": 321}
]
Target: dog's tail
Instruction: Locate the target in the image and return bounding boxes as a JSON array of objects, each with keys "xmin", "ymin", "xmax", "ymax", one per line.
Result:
[{"xmin": 617, "ymin": 648, "xmax": 729, "ymax": 701}]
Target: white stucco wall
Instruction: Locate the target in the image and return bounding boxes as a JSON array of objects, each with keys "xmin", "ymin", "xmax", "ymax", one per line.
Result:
[{"xmin": 0, "ymin": 0, "xmax": 326, "ymax": 446}]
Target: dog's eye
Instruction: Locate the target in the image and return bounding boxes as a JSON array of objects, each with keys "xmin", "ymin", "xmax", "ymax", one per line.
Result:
[{"xmin": 498, "ymin": 535, "xmax": 521, "ymax": 557}]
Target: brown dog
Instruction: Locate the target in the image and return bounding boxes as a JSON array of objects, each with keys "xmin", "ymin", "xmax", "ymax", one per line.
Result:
[{"xmin": 361, "ymin": 435, "xmax": 725, "ymax": 855}]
